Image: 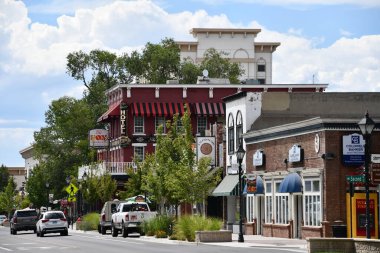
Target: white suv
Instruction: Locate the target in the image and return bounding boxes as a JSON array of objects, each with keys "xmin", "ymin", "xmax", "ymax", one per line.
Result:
[{"xmin": 36, "ymin": 211, "xmax": 68, "ymax": 237}]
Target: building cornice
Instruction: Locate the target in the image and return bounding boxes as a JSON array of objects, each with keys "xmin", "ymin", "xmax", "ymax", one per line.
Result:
[
  {"xmin": 190, "ymin": 28, "xmax": 261, "ymax": 36},
  {"xmin": 244, "ymin": 117, "xmax": 379, "ymax": 144}
]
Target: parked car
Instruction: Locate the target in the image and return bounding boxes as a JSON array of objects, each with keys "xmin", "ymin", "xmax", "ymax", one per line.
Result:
[
  {"xmin": 98, "ymin": 199, "xmax": 127, "ymax": 235},
  {"xmin": 0, "ymin": 215, "xmax": 6, "ymax": 226},
  {"xmin": 36, "ymin": 211, "xmax": 68, "ymax": 237},
  {"xmin": 10, "ymin": 209, "xmax": 38, "ymax": 235},
  {"xmin": 111, "ymin": 201, "xmax": 156, "ymax": 237}
]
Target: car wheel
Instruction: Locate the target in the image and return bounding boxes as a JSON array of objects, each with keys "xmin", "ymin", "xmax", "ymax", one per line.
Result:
[
  {"xmin": 13, "ymin": 229, "xmax": 17, "ymax": 235},
  {"xmin": 111, "ymin": 223, "xmax": 118, "ymax": 237},
  {"xmin": 122, "ymin": 223, "xmax": 128, "ymax": 238},
  {"xmin": 40, "ymin": 230, "xmax": 44, "ymax": 237},
  {"xmin": 101, "ymin": 226, "xmax": 106, "ymax": 235},
  {"xmin": 34, "ymin": 228, "xmax": 37, "ymax": 234},
  {"xmin": 36, "ymin": 231, "xmax": 40, "ymax": 237},
  {"xmin": 98, "ymin": 224, "xmax": 101, "ymax": 233}
]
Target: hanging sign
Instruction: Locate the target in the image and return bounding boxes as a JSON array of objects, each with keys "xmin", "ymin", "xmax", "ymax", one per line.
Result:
[
  {"xmin": 253, "ymin": 150, "xmax": 264, "ymax": 166},
  {"xmin": 89, "ymin": 129, "xmax": 108, "ymax": 148},
  {"xmin": 288, "ymin": 145, "xmax": 302, "ymax": 163},
  {"xmin": 342, "ymin": 134, "xmax": 364, "ymax": 165},
  {"xmin": 196, "ymin": 137, "xmax": 216, "ymax": 166}
]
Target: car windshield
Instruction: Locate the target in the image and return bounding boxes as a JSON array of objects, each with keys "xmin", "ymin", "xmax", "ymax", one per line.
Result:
[
  {"xmin": 17, "ymin": 211, "xmax": 37, "ymax": 217},
  {"xmin": 45, "ymin": 212, "xmax": 64, "ymax": 219}
]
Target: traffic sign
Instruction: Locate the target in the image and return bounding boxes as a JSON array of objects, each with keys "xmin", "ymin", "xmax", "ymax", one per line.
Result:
[
  {"xmin": 65, "ymin": 183, "xmax": 78, "ymax": 196},
  {"xmin": 67, "ymin": 196, "xmax": 77, "ymax": 202},
  {"xmin": 346, "ymin": 175, "xmax": 365, "ymax": 183}
]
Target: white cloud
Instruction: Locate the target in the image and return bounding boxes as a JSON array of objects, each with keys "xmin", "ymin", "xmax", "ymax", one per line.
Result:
[{"xmin": 340, "ymin": 29, "xmax": 354, "ymax": 37}]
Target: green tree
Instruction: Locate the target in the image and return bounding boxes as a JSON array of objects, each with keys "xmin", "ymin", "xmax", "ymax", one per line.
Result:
[
  {"xmin": 24, "ymin": 165, "xmax": 48, "ymax": 208},
  {"xmin": 96, "ymin": 173, "xmax": 117, "ymax": 203},
  {"xmin": 179, "ymin": 59, "xmax": 201, "ymax": 84},
  {"xmin": 200, "ymin": 48, "xmax": 244, "ymax": 84},
  {"xmin": 0, "ymin": 164, "xmax": 10, "ymax": 192},
  {"xmin": 0, "ymin": 178, "xmax": 17, "ymax": 217},
  {"xmin": 33, "ymin": 97, "xmax": 96, "ymax": 200}
]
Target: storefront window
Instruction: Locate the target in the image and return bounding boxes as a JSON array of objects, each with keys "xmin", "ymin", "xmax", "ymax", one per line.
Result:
[
  {"xmin": 246, "ymin": 194, "xmax": 255, "ymax": 223},
  {"xmin": 304, "ymin": 179, "xmax": 321, "ymax": 226},
  {"xmin": 265, "ymin": 181, "xmax": 272, "ymax": 223},
  {"xmin": 275, "ymin": 194, "xmax": 289, "ymax": 224}
]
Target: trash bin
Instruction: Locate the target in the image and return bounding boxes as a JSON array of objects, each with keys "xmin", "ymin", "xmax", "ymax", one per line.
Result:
[{"xmin": 332, "ymin": 221, "xmax": 347, "ymax": 238}]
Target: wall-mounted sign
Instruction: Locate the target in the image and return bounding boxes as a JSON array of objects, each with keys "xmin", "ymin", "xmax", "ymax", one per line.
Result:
[
  {"xmin": 120, "ymin": 103, "xmax": 128, "ymax": 136},
  {"xmin": 197, "ymin": 137, "xmax": 216, "ymax": 165},
  {"xmin": 246, "ymin": 177, "xmax": 257, "ymax": 194},
  {"xmin": 253, "ymin": 150, "xmax": 264, "ymax": 166},
  {"xmin": 314, "ymin": 134, "xmax": 320, "ymax": 153},
  {"xmin": 342, "ymin": 134, "xmax": 364, "ymax": 165},
  {"xmin": 89, "ymin": 129, "xmax": 108, "ymax": 148},
  {"xmin": 288, "ymin": 145, "xmax": 303, "ymax": 163}
]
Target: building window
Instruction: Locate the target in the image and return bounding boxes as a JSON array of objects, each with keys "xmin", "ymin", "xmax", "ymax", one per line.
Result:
[
  {"xmin": 275, "ymin": 194, "xmax": 289, "ymax": 224},
  {"xmin": 228, "ymin": 113, "xmax": 234, "ymax": 154},
  {"xmin": 246, "ymin": 194, "xmax": 255, "ymax": 223},
  {"xmin": 155, "ymin": 117, "xmax": 166, "ymax": 133},
  {"xmin": 265, "ymin": 181, "xmax": 273, "ymax": 223},
  {"xmin": 134, "ymin": 146, "xmax": 144, "ymax": 162},
  {"xmin": 134, "ymin": 116, "xmax": 144, "ymax": 134},
  {"xmin": 304, "ymin": 178, "xmax": 321, "ymax": 226},
  {"xmin": 236, "ymin": 111, "xmax": 243, "ymax": 148},
  {"xmin": 197, "ymin": 117, "xmax": 207, "ymax": 136},
  {"xmin": 258, "ymin": 79, "xmax": 266, "ymax": 84},
  {"xmin": 257, "ymin": 64, "xmax": 265, "ymax": 72},
  {"xmin": 176, "ymin": 118, "xmax": 183, "ymax": 132}
]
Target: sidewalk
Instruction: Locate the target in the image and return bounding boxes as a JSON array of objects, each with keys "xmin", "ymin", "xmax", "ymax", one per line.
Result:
[{"xmin": 68, "ymin": 223, "xmax": 307, "ymax": 250}]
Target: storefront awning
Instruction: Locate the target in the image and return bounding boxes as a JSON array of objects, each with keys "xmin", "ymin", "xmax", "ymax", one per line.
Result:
[
  {"xmin": 279, "ymin": 173, "xmax": 302, "ymax": 193},
  {"xmin": 132, "ymin": 102, "xmax": 189, "ymax": 117},
  {"xmin": 244, "ymin": 176, "xmax": 264, "ymax": 195},
  {"xmin": 193, "ymin": 103, "xmax": 225, "ymax": 116},
  {"xmin": 212, "ymin": 174, "xmax": 239, "ymax": 196},
  {"xmin": 97, "ymin": 102, "xmax": 120, "ymax": 123}
]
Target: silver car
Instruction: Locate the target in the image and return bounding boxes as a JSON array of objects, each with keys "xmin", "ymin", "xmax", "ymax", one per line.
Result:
[{"xmin": 36, "ymin": 211, "xmax": 68, "ymax": 237}]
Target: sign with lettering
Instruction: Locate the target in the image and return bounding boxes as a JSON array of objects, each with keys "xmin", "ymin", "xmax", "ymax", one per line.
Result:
[
  {"xmin": 120, "ymin": 104, "xmax": 131, "ymax": 147},
  {"xmin": 197, "ymin": 137, "xmax": 216, "ymax": 166},
  {"xmin": 342, "ymin": 134, "xmax": 364, "ymax": 165},
  {"xmin": 288, "ymin": 145, "xmax": 302, "ymax": 163},
  {"xmin": 371, "ymin": 163, "xmax": 380, "ymax": 185},
  {"xmin": 89, "ymin": 129, "xmax": 108, "ymax": 148},
  {"xmin": 253, "ymin": 150, "xmax": 264, "ymax": 166}
]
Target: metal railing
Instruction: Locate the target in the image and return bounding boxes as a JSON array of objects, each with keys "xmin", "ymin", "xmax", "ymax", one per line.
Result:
[{"xmin": 78, "ymin": 162, "xmax": 137, "ymax": 179}]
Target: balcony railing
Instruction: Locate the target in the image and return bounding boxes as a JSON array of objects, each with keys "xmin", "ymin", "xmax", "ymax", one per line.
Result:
[{"xmin": 78, "ymin": 162, "xmax": 137, "ymax": 179}]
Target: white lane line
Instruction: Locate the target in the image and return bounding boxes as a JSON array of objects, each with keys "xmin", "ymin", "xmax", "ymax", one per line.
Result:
[
  {"xmin": 75, "ymin": 234, "xmax": 144, "ymax": 245},
  {"xmin": 2, "ymin": 243, "xmax": 36, "ymax": 246},
  {"xmin": 0, "ymin": 246, "xmax": 12, "ymax": 251}
]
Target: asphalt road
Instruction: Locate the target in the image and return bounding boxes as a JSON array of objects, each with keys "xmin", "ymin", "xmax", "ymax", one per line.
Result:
[{"xmin": 0, "ymin": 226, "xmax": 306, "ymax": 253}]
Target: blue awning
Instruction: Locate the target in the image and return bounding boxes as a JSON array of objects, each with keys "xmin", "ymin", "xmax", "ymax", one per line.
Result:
[
  {"xmin": 243, "ymin": 176, "xmax": 264, "ymax": 195},
  {"xmin": 279, "ymin": 173, "xmax": 302, "ymax": 193}
]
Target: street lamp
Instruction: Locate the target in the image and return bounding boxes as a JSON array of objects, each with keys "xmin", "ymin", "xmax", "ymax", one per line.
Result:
[
  {"xmin": 81, "ymin": 171, "xmax": 88, "ymax": 214},
  {"xmin": 236, "ymin": 144, "xmax": 246, "ymax": 243},
  {"xmin": 358, "ymin": 111, "xmax": 375, "ymax": 239},
  {"xmin": 45, "ymin": 182, "xmax": 50, "ymax": 211}
]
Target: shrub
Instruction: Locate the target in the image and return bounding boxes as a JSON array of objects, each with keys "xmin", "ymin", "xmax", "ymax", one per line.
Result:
[
  {"xmin": 142, "ymin": 215, "xmax": 174, "ymax": 237},
  {"xmin": 79, "ymin": 213, "xmax": 100, "ymax": 231},
  {"xmin": 172, "ymin": 215, "xmax": 222, "ymax": 242},
  {"xmin": 155, "ymin": 230, "xmax": 168, "ymax": 238}
]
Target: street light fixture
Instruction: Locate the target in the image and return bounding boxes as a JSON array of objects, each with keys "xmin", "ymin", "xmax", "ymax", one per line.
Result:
[
  {"xmin": 358, "ymin": 111, "xmax": 375, "ymax": 239},
  {"xmin": 45, "ymin": 182, "xmax": 50, "ymax": 211},
  {"xmin": 81, "ymin": 171, "xmax": 88, "ymax": 215},
  {"xmin": 236, "ymin": 144, "xmax": 246, "ymax": 243}
]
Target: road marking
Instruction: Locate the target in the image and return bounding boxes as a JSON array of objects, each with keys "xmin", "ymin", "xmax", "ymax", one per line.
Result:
[
  {"xmin": 75, "ymin": 234, "xmax": 144, "ymax": 245},
  {"xmin": 0, "ymin": 246, "xmax": 12, "ymax": 251}
]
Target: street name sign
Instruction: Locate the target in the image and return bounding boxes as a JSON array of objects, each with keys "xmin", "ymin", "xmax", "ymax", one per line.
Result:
[{"xmin": 346, "ymin": 175, "xmax": 365, "ymax": 183}]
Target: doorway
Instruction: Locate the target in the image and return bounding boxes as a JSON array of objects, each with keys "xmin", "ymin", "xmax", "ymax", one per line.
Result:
[{"xmin": 293, "ymin": 195, "xmax": 303, "ymax": 238}]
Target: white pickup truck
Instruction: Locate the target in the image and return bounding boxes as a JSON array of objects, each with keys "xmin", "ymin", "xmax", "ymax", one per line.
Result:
[{"xmin": 111, "ymin": 201, "xmax": 156, "ymax": 237}]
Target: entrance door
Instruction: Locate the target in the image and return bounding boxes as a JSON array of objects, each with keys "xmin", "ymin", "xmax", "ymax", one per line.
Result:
[{"xmin": 293, "ymin": 195, "xmax": 303, "ymax": 238}]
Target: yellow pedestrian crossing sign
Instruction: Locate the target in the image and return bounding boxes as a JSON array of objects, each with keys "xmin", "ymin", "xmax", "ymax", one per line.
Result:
[
  {"xmin": 68, "ymin": 196, "xmax": 77, "ymax": 202},
  {"xmin": 65, "ymin": 183, "xmax": 78, "ymax": 196}
]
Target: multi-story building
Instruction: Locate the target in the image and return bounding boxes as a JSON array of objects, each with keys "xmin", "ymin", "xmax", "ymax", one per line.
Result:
[
  {"xmin": 177, "ymin": 28, "xmax": 280, "ymax": 84},
  {"xmin": 222, "ymin": 92, "xmax": 380, "ymax": 239}
]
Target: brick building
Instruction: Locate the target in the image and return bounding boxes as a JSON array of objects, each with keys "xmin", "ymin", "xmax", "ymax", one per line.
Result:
[{"xmin": 222, "ymin": 92, "xmax": 380, "ymax": 239}]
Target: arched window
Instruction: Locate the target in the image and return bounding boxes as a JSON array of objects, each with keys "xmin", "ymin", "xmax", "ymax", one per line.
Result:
[
  {"xmin": 228, "ymin": 113, "xmax": 234, "ymax": 154},
  {"xmin": 236, "ymin": 111, "xmax": 243, "ymax": 148}
]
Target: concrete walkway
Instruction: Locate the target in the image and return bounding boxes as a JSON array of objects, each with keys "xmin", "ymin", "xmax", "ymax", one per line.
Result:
[{"xmin": 68, "ymin": 224, "xmax": 307, "ymax": 250}]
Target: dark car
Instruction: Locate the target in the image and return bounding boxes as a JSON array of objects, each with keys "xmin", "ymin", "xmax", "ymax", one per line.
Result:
[{"xmin": 10, "ymin": 209, "xmax": 38, "ymax": 235}]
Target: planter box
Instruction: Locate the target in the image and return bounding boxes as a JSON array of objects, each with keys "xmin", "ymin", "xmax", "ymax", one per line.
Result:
[{"xmin": 195, "ymin": 230, "xmax": 232, "ymax": 243}]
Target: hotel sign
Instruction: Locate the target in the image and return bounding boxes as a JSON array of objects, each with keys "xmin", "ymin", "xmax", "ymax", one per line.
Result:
[
  {"xmin": 342, "ymin": 134, "xmax": 364, "ymax": 165},
  {"xmin": 120, "ymin": 104, "xmax": 130, "ymax": 147},
  {"xmin": 89, "ymin": 129, "xmax": 108, "ymax": 148}
]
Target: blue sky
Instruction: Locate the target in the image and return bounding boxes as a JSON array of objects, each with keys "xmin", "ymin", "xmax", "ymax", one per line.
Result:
[{"xmin": 1, "ymin": 0, "xmax": 379, "ymax": 167}]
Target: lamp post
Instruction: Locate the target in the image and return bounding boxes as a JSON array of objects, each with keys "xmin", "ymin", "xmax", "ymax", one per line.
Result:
[
  {"xmin": 45, "ymin": 182, "xmax": 50, "ymax": 211},
  {"xmin": 357, "ymin": 111, "xmax": 375, "ymax": 239},
  {"xmin": 236, "ymin": 144, "xmax": 246, "ymax": 243}
]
